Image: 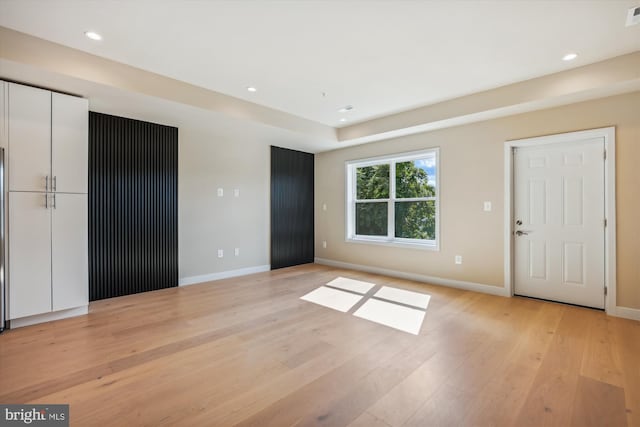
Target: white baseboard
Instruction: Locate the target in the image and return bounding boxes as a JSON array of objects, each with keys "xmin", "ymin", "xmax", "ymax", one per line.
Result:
[
  {"xmin": 314, "ymin": 257, "xmax": 509, "ymax": 297},
  {"xmin": 179, "ymin": 264, "xmax": 271, "ymax": 287},
  {"xmin": 9, "ymin": 306, "xmax": 89, "ymax": 329},
  {"xmin": 613, "ymin": 306, "xmax": 640, "ymax": 321}
]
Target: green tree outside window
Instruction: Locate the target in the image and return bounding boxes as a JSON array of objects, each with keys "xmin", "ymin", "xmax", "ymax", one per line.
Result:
[{"xmin": 354, "ymin": 156, "xmax": 436, "ymax": 241}]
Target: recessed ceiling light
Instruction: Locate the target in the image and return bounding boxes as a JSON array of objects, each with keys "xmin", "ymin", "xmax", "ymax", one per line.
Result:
[
  {"xmin": 562, "ymin": 52, "xmax": 578, "ymax": 61},
  {"xmin": 338, "ymin": 105, "xmax": 353, "ymax": 113},
  {"xmin": 247, "ymin": 86, "xmax": 257, "ymax": 92},
  {"xmin": 84, "ymin": 31, "xmax": 102, "ymax": 41}
]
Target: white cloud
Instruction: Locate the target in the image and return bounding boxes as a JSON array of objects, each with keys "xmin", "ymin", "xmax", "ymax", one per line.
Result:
[{"xmin": 415, "ymin": 157, "xmax": 436, "ymax": 169}]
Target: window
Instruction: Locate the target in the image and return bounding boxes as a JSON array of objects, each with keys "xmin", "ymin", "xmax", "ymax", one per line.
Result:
[{"xmin": 346, "ymin": 149, "xmax": 439, "ymax": 249}]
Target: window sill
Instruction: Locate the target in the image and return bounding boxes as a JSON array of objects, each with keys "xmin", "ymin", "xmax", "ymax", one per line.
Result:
[{"xmin": 345, "ymin": 237, "xmax": 439, "ymax": 251}]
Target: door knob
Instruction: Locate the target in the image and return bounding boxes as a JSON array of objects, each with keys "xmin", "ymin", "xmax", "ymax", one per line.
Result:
[
  {"xmin": 516, "ymin": 220, "xmax": 522, "ymax": 225},
  {"xmin": 515, "ymin": 230, "xmax": 531, "ymax": 236}
]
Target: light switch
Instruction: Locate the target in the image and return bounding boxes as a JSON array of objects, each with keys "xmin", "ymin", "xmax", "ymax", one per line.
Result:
[
  {"xmin": 234, "ymin": 189, "xmax": 240, "ymax": 197},
  {"xmin": 234, "ymin": 248, "xmax": 240, "ymax": 256},
  {"xmin": 217, "ymin": 188, "xmax": 224, "ymax": 197},
  {"xmin": 322, "ymin": 240, "xmax": 327, "ymax": 248},
  {"xmin": 483, "ymin": 201, "xmax": 492, "ymax": 212},
  {"xmin": 322, "ymin": 203, "xmax": 327, "ymax": 211},
  {"xmin": 217, "ymin": 249, "xmax": 224, "ymax": 258},
  {"xmin": 455, "ymin": 255, "xmax": 462, "ymax": 265}
]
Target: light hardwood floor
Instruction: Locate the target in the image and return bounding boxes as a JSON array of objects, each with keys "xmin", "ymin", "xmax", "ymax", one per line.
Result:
[{"xmin": 0, "ymin": 264, "xmax": 638, "ymax": 426}]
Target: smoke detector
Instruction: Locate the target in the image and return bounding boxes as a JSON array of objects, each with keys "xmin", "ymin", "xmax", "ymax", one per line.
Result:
[{"xmin": 627, "ymin": 5, "xmax": 640, "ymax": 26}]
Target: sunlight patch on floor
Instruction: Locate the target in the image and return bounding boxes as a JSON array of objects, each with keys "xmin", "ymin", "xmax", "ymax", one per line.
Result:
[
  {"xmin": 325, "ymin": 276, "xmax": 376, "ymax": 294},
  {"xmin": 300, "ymin": 277, "xmax": 430, "ymax": 335},
  {"xmin": 354, "ymin": 298, "xmax": 426, "ymax": 335},
  {"xmin": 300, "ymin": 286, "xmax": 363, "ymax": 312},
  {"xmin": 373, "ymin": 285, "xmax": 431, "ymax": 309}
]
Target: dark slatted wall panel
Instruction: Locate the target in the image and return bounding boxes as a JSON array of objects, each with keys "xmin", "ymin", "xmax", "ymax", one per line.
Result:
[
  {"xmin": 270, "ymin": 146, "xmax": 314, "ymax": 269},
  {"xmin": 89, "ymin": 112, "xmax": 178, "ymax": 301}
]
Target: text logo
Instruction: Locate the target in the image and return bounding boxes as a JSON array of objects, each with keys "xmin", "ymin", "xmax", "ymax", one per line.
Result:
[{"xmin": 1, "ymin": 405, "xmax": 68, "ymax": 426}]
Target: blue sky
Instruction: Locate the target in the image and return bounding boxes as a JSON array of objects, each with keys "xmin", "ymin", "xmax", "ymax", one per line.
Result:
[{"xmin": 414, "ymin": 157, "xmax": 436, "ymax": 186}]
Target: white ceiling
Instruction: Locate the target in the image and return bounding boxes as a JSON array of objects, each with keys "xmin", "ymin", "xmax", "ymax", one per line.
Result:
[
  {"xmin": 1, "ymin": 0, "xmax": 639, "ymax": 128},
  {"xmin": 0, "ymin": 58, "xmax": 332, "ymax": 154}
]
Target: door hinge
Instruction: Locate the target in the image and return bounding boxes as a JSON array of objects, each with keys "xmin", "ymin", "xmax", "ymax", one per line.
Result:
[
  {"xmin": 604, "ymin": 218, "xmax": 608, "ymax": 227},
  {"xmin": 604, "ymin": 286, "xmax": 608, "ymax": 296},
  {"xmin": 604, "ymin": 150, "xmax": 607, "ymax": 160}
]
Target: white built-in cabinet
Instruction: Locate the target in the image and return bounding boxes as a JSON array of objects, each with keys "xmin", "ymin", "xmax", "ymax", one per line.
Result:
[
  {"xmin": 8, "ymin": 84, "xmax": 51, "ymax": 193},
  {"xmin": 8, "ymin": 192, "xmax": 52, "ymax": 317},
  {"xmin": 6, "ymin": 82, "xmax": 89, "ymax": 322},
  {"xmin": 52, "ymin": 93, "xmax": 89, "ymax": 194}
]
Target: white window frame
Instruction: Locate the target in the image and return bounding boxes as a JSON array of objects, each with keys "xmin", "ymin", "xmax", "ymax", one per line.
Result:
[{"xmin": 345, "ymin": 148, "xmax": 440, "ymax": 251}]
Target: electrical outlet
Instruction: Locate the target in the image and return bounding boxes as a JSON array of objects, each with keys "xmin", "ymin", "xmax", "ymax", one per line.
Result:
[
  {"xmin": 234, "ymin": 189, "xmax": 240, "ymax": 197},
  {"xmin": 322, "ymin": 240, "xmax": 327, "ymax": 249},
  {"xmin": 217, "ymin": 249, "xmax": 224, "ymax": 258},
  {"xmin": 234, "ymin": 248, "xmax": 240, "ymax": 256},
  {"xmin": 217, "ymin": 188, "xmax": 224, "ymax": 197},
  {"xmin": 483, "ymin": 201, "xmax": 492, "ymax": 212},
  {"xmin": 455, "ymin": 255, "xmax": 462, "ymax": 265}
]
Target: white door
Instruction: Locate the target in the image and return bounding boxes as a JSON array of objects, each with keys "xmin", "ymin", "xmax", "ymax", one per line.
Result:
[
  {"xmin": 52, "ymin": 93, "xmax": 88, "ymax": 194},
  {"xmin": 8, "ymin": 84, "xmax": 51, "ymax": 192},
  {"xmin": 514, "ymin": 138, "xmax": 605, "ymax": 309},
  {"xmin": 9, "ymin": 192, "xmax": 52, "ymax": 318},
  {"xmin": 52, "ymin": 193, "xmax": 88, "ymax": 311}
]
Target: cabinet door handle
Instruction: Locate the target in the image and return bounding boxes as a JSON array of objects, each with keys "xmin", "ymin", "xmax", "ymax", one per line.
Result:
[
  {"xmin": 45, "ymin": 193, "xmax": 48, "ymax": 209},
  {"xmin": 52, "ymin": 193, "xmax": 56, "ymax": 209},
  {"xmin": 53, "ymin": 176, "xmax": 57, "ymax": 192},
  {"xmin": 45, "ymin": 175, "xmax": 49, "ymax": 192}
]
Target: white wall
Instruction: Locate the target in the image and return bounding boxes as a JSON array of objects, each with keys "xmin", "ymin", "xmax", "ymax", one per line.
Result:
[
  {"xmin": 0, "ymin": 69, "xmax": 310, "ymax": 287},
  {"xmin": 178, "ymin": 124, "xmax": 271, "ymax": 281},
  {"xmin": 316, "ymin": 91, "xmax": 640, "ymax": 310}
]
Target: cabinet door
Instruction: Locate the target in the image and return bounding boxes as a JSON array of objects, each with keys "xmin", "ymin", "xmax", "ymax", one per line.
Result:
[
  {"xmin": 52, "ymin": 93, "xmax": 88, "ymax": 193},
  {"xmin": 9, "ymin": 84, "xmax": 51, "ymax": 192},
  {"xmin": 52, "ymin": 193, "xmax": 88, "ymax": 311},
  {"xmin": 9, "ymin": 192, "xmax": 52, "ymax": 319}
]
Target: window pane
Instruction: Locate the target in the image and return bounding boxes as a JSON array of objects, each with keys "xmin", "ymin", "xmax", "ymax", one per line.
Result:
[
  {"xmin": 356, "ymin": 164, "xmax": 389, "ymax": 199},
  {"xmin": 395, "ymin": 200, "xmax": 436, "ymax": 240},
  {"xmin": 396, "ymin": 158, "xmax": 436, "ymax": 198},
  {"xmin": 356, "ymin": 202, "xmax": 388, "ymax": 236}
]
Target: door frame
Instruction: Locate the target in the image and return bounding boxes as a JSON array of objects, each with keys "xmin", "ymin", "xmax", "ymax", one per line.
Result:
[{"xmin": 504, "ymin": 127, "xmax": 616, "ymax": 314}]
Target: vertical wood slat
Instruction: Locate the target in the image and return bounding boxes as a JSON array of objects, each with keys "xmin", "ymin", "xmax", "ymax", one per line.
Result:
[
  {"xmin": 270, "ymin": 146, "xmax": 314, "ymax": 270},
  {"xmin": 88, "ymin": 112, "xmax": 178, "ymax": 301}
]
